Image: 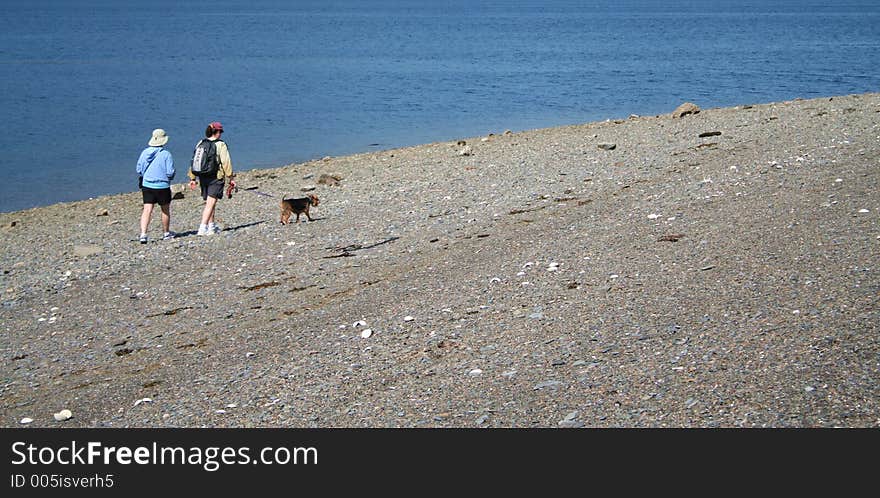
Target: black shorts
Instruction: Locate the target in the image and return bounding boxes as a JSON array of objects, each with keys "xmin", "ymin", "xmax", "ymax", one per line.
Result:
[
  {"xmin": 142, "ymin": 186, "xmax": 172, "ymax": 206},
  {"xmin": 198, "ymin": 175, "xmax": 225, "ymax": 200}
]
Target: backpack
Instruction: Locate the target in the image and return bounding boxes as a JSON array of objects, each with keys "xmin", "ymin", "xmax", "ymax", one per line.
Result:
[{"xmin": 190, "ymin": 139, "xmax": 219, "ymax": 175}]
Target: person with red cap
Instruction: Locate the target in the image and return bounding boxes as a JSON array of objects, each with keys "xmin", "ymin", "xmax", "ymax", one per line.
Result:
[{"xmin": 188, "ymin": 121, "xmax": 235, "ymax": 235}]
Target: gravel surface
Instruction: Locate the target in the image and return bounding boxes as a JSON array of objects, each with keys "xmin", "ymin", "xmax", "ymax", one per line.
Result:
[{"xmin": 1, "ymin": 93, "xmax": 878, "ymax": 428}]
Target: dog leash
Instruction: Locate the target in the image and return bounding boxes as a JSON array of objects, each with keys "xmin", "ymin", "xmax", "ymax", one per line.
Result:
[{"xmin": 237, "ymin": 186, "xmax": 276, "ymax": 198}]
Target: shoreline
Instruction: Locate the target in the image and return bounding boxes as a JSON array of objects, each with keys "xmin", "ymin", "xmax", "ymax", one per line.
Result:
[
  {"xmin": 1, "ymin": 93, "xmax": 878, "ymax": 428},
  {"xmin": 0, "ymin": 92, "xmax": 863, "ymax": 217}
]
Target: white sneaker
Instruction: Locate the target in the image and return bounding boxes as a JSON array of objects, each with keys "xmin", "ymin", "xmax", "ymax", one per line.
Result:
[
  {"xmin": 210, "ymin": 224, "xmax": 222, "ymax": 234},
  {"xmin": 162, "ymin": 231, "xmax": 176, "ymax": 240},
  {"xmin": 197, "ymin": 226, "xmax": 209, "ymax": 236},
  {"xmin": 139, "ymin": 234, "xmax": 148, "ymax": 244}
]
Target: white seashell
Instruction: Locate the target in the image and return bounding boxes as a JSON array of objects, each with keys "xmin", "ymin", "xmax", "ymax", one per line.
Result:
[
  {"xmin": 20, "ymin": 417, "xmax": 33, "ymax": 424},
  {"xmin": 134, "ymin": 398, "xmax": 152, "ymax": 406},
  {"xmin": 353, "ymin": 320, "xmax": 367, "ymax": 328},
  {"xmin": 647, "ymin": 213, "xmax": 660, "ymax": 219},
  {"xmin": 226, "ymin": 403, "xmax": 237, "ymax": 408},
  {"xmin": 403, "ymin": 315, "xmax": 415, "ymax": 322},
  {"xmin": 360, "ymin": 329, "xmax": 373, "ymax": 338},
  {"xmin": 53, "ymin": 409, "xmax": 72, "ymax": 421},
  {"xmin": 490, "ymin": 277, "xmax": 501, "ymax": 283},
  {"xmin": 468, "ymin": 368, "xmax": 483, "ymax": 376},
  {"xmin": 858, "ymin": 209, "xmax": 869, "ymax": 213}
]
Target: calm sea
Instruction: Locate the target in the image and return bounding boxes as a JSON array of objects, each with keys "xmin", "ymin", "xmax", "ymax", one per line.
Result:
[{"xmin": 1, "ymin": 0, "xmax": 878, "ymax": 213}]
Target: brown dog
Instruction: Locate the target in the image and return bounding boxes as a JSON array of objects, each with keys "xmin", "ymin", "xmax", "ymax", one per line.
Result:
[{"xmin": 280, "ymin": 193, "xmax": 319, "ymax": 224}]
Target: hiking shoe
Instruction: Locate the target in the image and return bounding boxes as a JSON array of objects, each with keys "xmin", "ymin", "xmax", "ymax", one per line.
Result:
[
  {"xmin": 209, "ymin": 224, "xmax": 222, "ymax": 234},
  {"xmin": 139, "ymin": 234, "xmax": 148, "ymax": 244},
  {"xmin": 197, "ymin": 226, "xmax": 209, "ymax": 236},
  {"xmin": 162, "ymin": 231, "xmax": 176, "ymax": 240}
]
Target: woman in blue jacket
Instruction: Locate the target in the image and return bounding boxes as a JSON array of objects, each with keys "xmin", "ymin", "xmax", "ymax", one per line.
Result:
[{"xmin": 136, "ymin": 128, "xmax": 176, "ymax": 243}]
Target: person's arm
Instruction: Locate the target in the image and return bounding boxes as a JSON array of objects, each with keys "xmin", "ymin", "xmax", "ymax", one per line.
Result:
[
  {"xmin": 164, "ymin": 150, "xmax": 175, "ymax": 181},
  {"xmin": 218, "ymin": 142, "xmax": 233, "ymax": 177},
  {"xmin": 218, "ymin": 141, "xmax": 235, "ymax": 185},
  {"xmin": 136, "ymin": 149, "xmax": 146, "ymax": 175},
  {"xmin": 187, "ymin": 150, "xmax": 197, "ymax": 187}
]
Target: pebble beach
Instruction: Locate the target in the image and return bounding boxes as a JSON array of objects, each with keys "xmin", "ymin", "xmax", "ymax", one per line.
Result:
[{"xmin": 1, "ymin": 93, "xmax": 878, "ymax": 428}]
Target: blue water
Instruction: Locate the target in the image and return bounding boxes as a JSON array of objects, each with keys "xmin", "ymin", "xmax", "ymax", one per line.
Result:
[{"xmin": 1, "ymin": 0, "xmax": 878, "ymax": 213}]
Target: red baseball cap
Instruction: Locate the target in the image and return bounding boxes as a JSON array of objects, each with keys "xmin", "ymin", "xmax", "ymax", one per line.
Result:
[{"xmin": 209, "ymin": 121, "xmax": 224, "ymax": 132}]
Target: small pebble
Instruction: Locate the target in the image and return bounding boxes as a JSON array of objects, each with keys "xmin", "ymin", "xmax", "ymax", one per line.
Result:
[
  {"xmin": 403, "ymin": 315, "xmax": 415, "ymax": 322},
  {"xmin": 558, "ymin": 420, "xmax": 585, "ymax": 428},
  {"xmin": 134, "ymin": 398, "xmax": 152, "ymax": 406},
  {"xmin": 53, "ymin": 409, "xmax": 73, "ymax": 421},
  {"xmin": 468, "ymin": 368, "xmax": 483, "ymax": 377},
  {"xmin": 20, "ymin": 417, "xmax": 33, "ymax": 424},
  {"xmin": 534, "ymin": 380, "xmax": 563, "ymax": 390},
  {"xmin": 360, "ymin": 328, "xmax": 373, "ymax": 338}
]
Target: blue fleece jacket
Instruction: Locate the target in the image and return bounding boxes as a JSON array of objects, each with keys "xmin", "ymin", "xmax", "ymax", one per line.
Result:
[{"xmin": 136, "ymin": 146, "xmax": 175, "ymax": 189}]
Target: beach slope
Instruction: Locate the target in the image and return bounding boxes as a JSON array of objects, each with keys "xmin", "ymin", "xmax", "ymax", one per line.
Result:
[{"xmin": 1, "ymin": 93, "xmax": 878, "ymax": 427}]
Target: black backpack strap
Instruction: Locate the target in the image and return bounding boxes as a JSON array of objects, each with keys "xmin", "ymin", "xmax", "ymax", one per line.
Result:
[{"xmin": 142, "ymin": 148, "xmax": 161, "ymax": 176}]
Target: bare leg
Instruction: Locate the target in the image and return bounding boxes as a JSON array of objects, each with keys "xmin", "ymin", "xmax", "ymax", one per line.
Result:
[
  {"xmin": 160, "ymin": 203, "xmax": 171, "ymax": 233},
  {"xmin": 140, "ymin": 203, "xmax": 154, "ymax": 234},
  {"xmin": 200, "ymin": 196, "xmax": 218, "ymax": 226}
]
